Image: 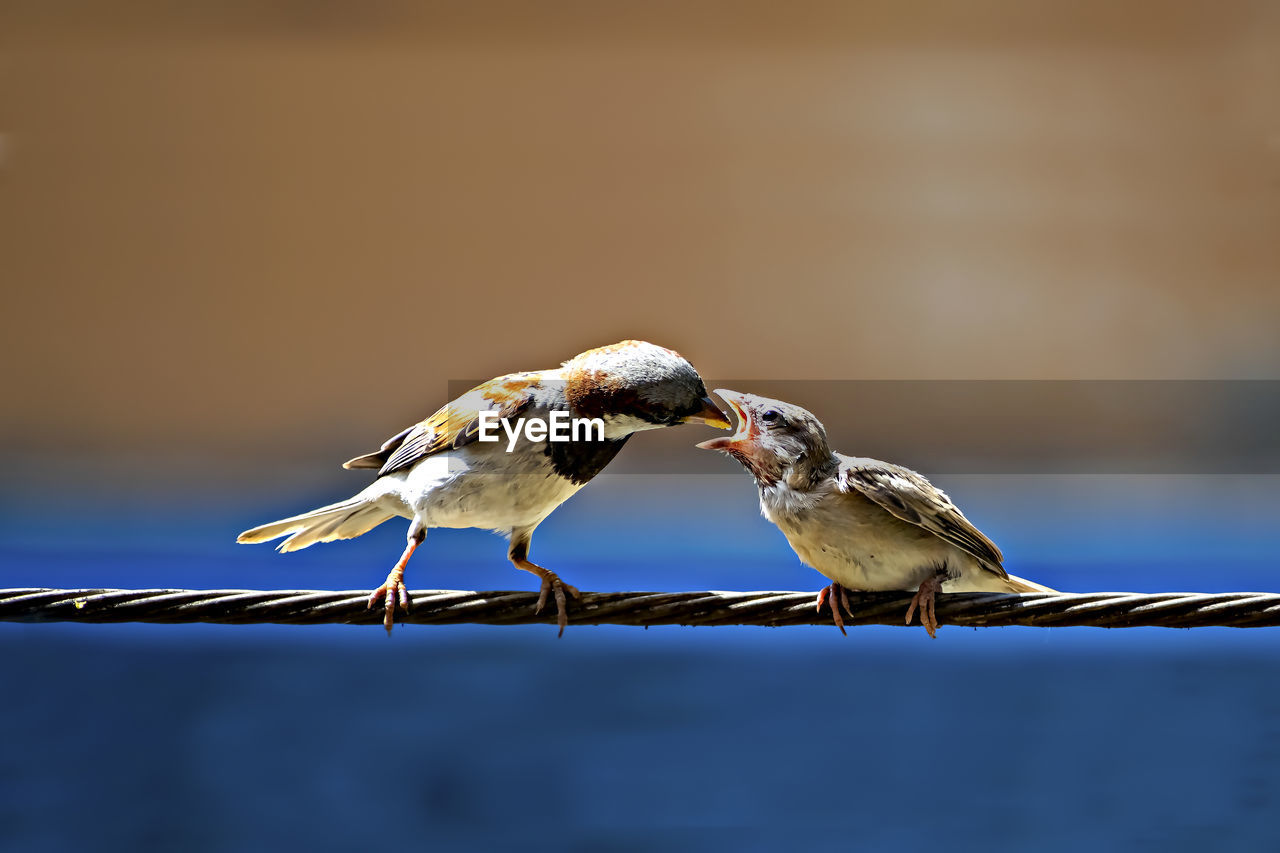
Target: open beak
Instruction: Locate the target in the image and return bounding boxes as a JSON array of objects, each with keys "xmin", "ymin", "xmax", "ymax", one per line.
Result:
[
  {"xmin": 684, "ymin": 395, "xmax": 732, "ymax": 430},
  {"xmin": 695, "ymin": 389, "xmax": 751, "ymax": 451}
]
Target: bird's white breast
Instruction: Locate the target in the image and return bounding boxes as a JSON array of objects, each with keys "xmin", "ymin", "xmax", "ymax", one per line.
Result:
[
  {"xmin": 371, "ymin": 442, "xmax": 584, "ymax": 533},
  {"xmin": 760, "ymin": 481, "xmax": 1004, "ymax": 592}
]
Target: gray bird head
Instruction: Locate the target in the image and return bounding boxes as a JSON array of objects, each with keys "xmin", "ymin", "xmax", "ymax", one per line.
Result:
[
  {"xmin": 696, "ymin": 389, "xmax": 837, "ymax": 487},
  {"xmin": 563, "ymin": 340, "xmax": 731, "ymax": 438}
]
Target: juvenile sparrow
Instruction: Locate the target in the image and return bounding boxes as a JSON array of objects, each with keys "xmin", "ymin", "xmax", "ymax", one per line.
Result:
[
  {"xmin": 697, "ymin": 390, "xmax": 1054, "ymax": 637},
  {"xmin": 238, "ymin": 340, "xmax": 730, "ymax": 634}
]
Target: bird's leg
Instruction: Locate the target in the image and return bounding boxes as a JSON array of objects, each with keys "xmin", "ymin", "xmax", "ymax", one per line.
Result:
[
  {"xmin": 815, "ymin": 582, "xmax": 854, "ymax": 636},
  {"xmin": 368, "ymin": 520, "xmax": 424, "ymax": 634},
  {"xmin": 508, "ymin": 531, "xmax": 578, "ymax": 638},
  {"xmin": 905, "ymin": 565, "xmax": 948, "ymax": 639}
]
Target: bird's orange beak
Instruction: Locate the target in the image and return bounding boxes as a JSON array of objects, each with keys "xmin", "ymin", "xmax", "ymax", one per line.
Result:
[
  {"xmin": 695, "ymin": 389, "xmax": 755, "ymax": 451},
  {"xmin": 684, "ymin": 395, "xmax": 733, "ymax": 430}
]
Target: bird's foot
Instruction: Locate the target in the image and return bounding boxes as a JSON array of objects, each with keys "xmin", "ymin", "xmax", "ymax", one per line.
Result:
[
  {"xmin": 367, "ymin": 567, "xmax": 411, "ymax": 634},
  {"xmin": 815, "ymin": 582, "xmax": 854, "ymax": 636},
  {"xmin": 906, "ymin": 574, "xmax": 945, "ymax": 638},
  {"xmin": 535, "ymin": 573, "xmax": 580, "ymax": 638}
]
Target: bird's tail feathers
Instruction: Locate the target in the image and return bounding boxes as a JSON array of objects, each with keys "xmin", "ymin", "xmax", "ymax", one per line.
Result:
[
  {"xmin": 1005, "ymin": 574, "xmax": 1057, "ymax": 593},
  {"xmin": 237, "ymin": 494, "xmax": 394, "ymax": 552}
]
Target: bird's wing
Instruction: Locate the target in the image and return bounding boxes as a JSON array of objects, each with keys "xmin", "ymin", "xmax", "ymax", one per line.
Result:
[
  {"xmin": 837, "ymin": 457, "xmax": 1007, "ymax": 575},
  {"xmin": 342, "ymin": 372, "xmax": 545, "ymax": 476}
]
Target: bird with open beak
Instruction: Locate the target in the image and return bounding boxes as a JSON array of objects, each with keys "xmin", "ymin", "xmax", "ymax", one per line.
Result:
[
  {"xmin": 698, "ymin": 390, "xmax": 1054, "ymax": 637},
  {"xmin": 238, "ymin": 341, "xmax": 730, "ymax": 635}
]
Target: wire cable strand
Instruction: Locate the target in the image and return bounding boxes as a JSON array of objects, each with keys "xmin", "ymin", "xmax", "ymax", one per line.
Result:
[{"xmin": 4, "ymin": 588, "xmax": 1280, "ymax": 629}]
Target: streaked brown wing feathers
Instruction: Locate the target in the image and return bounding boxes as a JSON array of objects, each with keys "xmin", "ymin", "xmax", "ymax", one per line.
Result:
[
  {"xmin": 838, "ymin": 459, "xmax": 1006, "ymax": 573},
  {"xmin": 343, "ymin": 373, "xmax": 543, "ymax": 477},
  {"xmin": 342, "ymin": 425, "xmax": 415, "ymax": 470}
]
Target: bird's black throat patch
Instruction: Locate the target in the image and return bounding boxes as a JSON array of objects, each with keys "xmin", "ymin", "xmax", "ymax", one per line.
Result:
[{"xmin": 545, "ymin": 434, "xmax": 631, "ymax": 485}]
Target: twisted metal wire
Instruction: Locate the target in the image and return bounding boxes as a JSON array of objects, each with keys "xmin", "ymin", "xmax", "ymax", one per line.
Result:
[{"xmin": 3, "ymin": 588, "xmax": 1280, "ymax": 629}]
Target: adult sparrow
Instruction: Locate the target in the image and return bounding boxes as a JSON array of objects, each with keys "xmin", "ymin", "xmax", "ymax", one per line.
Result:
[
  {"xmin": 697, "ymin": 390, "xmax": 1053, "ymax": 637},
  {"xmin": 238, "ymin": 340, "xmax": 730, "ymax": 634}
]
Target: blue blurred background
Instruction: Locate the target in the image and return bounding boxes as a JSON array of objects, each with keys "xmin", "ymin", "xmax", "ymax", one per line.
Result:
[
  {"xmin": 3, "ymin": 0, "xmax": 1279, "ymax": 849},
  {"xmin": 4, "ymin": 469, "xmax": 1280, "ymax": 850}
]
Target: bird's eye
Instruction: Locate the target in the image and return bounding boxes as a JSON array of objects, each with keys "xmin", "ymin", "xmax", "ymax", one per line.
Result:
[{"xmin": 760, "ymin": 409, "xmax": 783, "ymax": 426}]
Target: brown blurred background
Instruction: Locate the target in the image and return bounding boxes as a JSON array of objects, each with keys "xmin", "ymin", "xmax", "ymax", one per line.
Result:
[{"xmin": 2, "ymin": 0, "xmax": 1277, "ymax": 465}]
